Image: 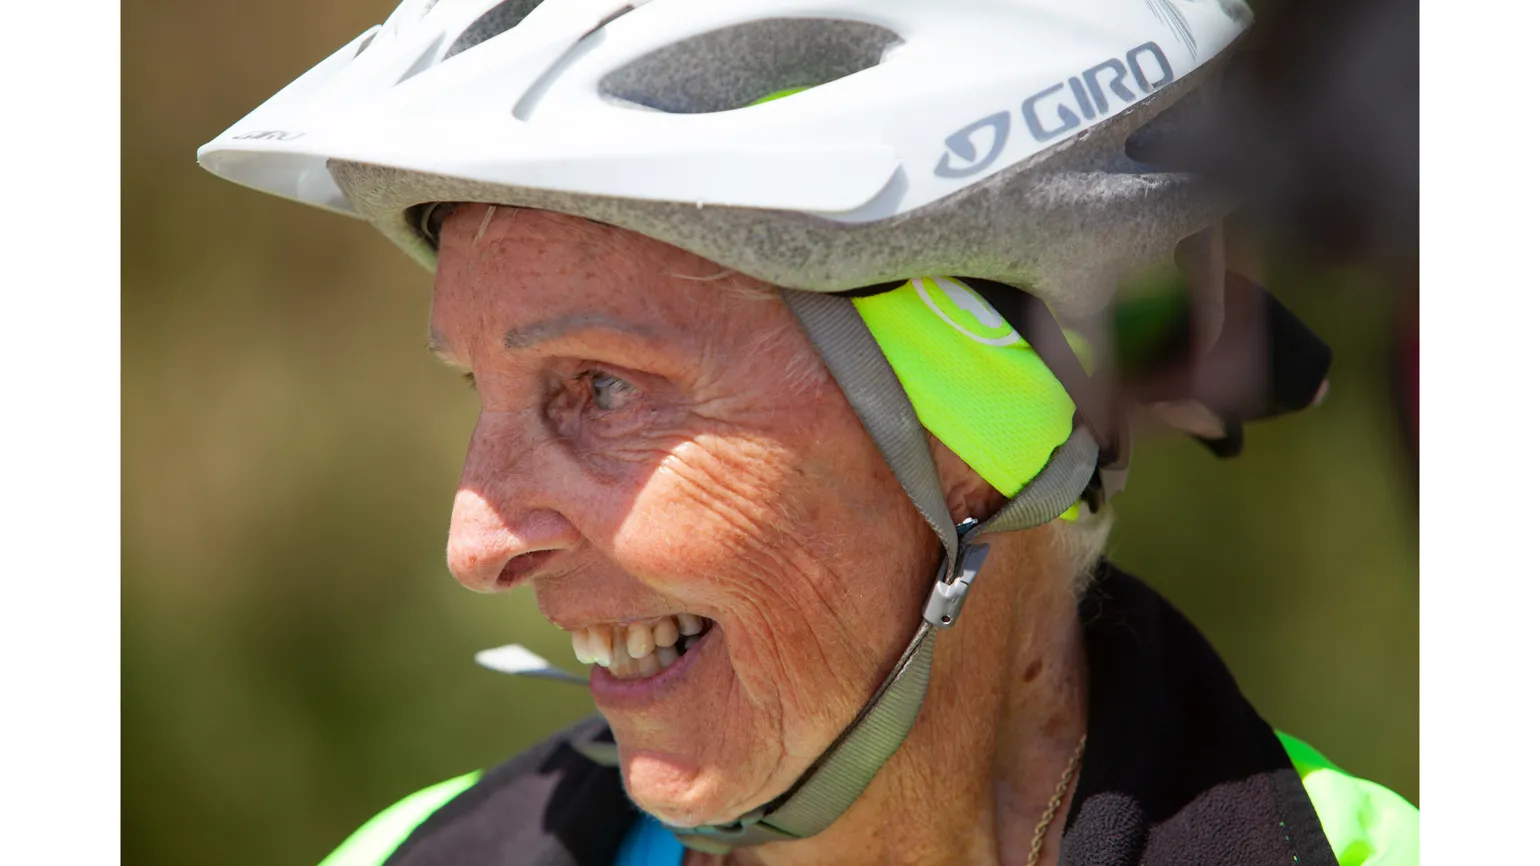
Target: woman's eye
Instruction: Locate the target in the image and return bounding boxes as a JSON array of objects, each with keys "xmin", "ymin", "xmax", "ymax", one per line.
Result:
[{"xmin": 587, "ymin": 371, "xmax": 637, "ymax": 411}]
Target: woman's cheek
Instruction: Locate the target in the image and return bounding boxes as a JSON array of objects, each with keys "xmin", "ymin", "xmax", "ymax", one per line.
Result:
[{"xmin": 565, "ymin": 409, "xmax": 697, "ymax": 487}]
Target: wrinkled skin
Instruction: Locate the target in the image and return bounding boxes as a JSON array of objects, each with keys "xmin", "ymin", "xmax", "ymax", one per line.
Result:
[
  {"xmin": 434, "ymin": 207, "xmax": 1088, "ymax": 865},
  {"xmin": 434, "ymin": 205, "xmax": 939, "ymax": 823}
]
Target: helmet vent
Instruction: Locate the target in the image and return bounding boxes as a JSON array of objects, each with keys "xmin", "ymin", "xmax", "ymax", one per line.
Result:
[
  {"xmin": 599, "ymin": 18, "xmax": 902, "ymax": 114},
  {"xmin": 444, "ymin": 0, "xmax": 544, "ymax": 60},
  {"xmin": 398, "ymin": 33, "xmax": 446, "ymax": 84},
  {"xmin": 354, "ymin": 30, "xmax": 378, "ymax": 58}
]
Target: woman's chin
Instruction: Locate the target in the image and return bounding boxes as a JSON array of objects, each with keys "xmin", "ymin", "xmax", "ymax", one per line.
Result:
[{"xmin": 621, "ymin": 755, "xmax": 757, "ymax": 828}]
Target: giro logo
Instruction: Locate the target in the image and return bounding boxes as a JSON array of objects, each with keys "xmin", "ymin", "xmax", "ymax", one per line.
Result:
[
  {"xmin": 933, "ymin": 41, "xmax": 1175, "ymax": 180},
  {"xmin": 232, "ymin": 129, "xmax": 305, "ymax": 141},
  {"xmin": 1023, "ymin": 42, "xmax": 1174, "ymax": 142},
  {"xmin": 933, "ymin": 112, "xmax": 1011, "ymax": 178},
  {"xmin": 914, "ymin": 277, "xmax": 1023, "ymax": 347}
]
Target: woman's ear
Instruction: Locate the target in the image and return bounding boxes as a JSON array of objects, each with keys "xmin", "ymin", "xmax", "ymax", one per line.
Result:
[{"xmin": 928, "ymin": 435, "xmax": 1006, "ymax": 525}]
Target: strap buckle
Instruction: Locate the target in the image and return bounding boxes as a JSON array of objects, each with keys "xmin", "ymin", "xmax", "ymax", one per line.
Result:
[{"xmin": 923, "ymin": 520, "xmax": 991, "ymax": 628}]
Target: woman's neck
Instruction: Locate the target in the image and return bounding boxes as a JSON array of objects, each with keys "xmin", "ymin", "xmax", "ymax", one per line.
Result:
[{"xmin": 690, "ymin": 530, "xmax": 1089, "ymax": 866}]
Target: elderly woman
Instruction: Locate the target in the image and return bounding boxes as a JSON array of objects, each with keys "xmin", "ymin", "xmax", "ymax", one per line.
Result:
[{"xmin": 198, "ymin": 1, "xmax": 1417, "ymax": 864}]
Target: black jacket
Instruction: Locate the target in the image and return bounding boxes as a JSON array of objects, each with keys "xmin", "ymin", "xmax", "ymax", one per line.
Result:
[{"xmin": 376, "ymin": 564, "xmax": 1338, "ymax": 865}]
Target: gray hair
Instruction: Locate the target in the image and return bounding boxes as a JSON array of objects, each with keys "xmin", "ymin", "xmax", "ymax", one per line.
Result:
[{"xmin": 1053, "ymin": 506, "xmax": 1114, "ymax": 597}]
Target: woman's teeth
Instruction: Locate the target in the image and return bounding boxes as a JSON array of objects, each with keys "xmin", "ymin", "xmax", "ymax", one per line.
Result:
[{"xmin": 571, "ymin": 614, "xmax": 709, "ymax": 680}]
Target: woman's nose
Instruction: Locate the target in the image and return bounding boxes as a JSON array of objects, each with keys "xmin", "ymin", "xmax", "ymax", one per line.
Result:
[{"xmin": 446, "ymin": 488, "xmax": 578, "ymax": 592}]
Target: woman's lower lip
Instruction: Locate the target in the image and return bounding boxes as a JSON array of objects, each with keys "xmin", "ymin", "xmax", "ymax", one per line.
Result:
[{"xmin": 589, "ymin": 625, "xmax": 717, "ymax": 709}]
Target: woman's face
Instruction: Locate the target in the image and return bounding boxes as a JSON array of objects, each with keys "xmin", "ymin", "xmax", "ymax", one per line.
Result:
[{"xmin": 433, "ymin": 207, "xmax": 937, "ymax": 826}]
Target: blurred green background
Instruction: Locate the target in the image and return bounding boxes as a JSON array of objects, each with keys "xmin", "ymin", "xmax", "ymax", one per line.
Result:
[{"xmin": 123, "ymin": 2, "xmax": 1417, "ymax": 864}]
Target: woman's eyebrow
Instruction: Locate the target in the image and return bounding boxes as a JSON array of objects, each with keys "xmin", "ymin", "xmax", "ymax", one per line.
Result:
[
  {"xmin": 501, "ymin": 313, "xmax": 659, "ymax": 350},
  {"xmin": 426, "ymin": 314, "xmax": 663, "ymax": 367}
]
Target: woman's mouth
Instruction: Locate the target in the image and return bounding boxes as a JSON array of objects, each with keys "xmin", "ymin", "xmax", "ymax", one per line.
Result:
[{"xmin": 570, "ymin": 613, "xmax": 715, "ymax": 680}]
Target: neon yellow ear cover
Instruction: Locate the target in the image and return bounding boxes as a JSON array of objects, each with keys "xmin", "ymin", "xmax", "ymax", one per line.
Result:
[{"xmin": 851, "ymin": 277, "xmax": 1077, "ymax": 498}]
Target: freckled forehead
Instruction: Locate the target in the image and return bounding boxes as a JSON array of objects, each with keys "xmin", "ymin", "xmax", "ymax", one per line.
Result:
[{"xmin": 432, "ymin": 206, "xmax": 738, "ymax": 341}]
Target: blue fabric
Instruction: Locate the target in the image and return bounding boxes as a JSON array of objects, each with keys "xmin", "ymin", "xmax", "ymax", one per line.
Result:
[{"xmin": 614, "ymin": 814, "xmax": 685, "ymax": 866}]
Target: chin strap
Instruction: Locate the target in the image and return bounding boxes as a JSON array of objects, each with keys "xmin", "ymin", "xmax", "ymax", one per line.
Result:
[{"xmin": 663, "ymin": 292, "xmax": 1099, "ymax": 853}]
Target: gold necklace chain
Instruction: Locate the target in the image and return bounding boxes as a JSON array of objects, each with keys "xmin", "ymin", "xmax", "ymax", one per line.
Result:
[{"xmin": 1023, "ymin": 733, "xmax": 1087, "ymax": 866}]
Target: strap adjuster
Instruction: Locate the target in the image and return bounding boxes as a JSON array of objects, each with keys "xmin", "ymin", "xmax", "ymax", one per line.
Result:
[{"xmin": 923, "ymin": 520, "xmax": 991, "ymax": 628}]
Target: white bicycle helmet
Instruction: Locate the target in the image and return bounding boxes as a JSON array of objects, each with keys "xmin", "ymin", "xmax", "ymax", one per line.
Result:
[
  {"xmin": 199, "ymin": 0, "xmax": 1250, "ymax": 314},
  {"xmin": 198, "ymin": 0, "xmax": 1316, "ymax": 852}
]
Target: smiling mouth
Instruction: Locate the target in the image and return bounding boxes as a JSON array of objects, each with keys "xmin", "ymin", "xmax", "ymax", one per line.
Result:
[{"xmin": 570, "ymin": 614, "xmax": 715, "ymax": 680}]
